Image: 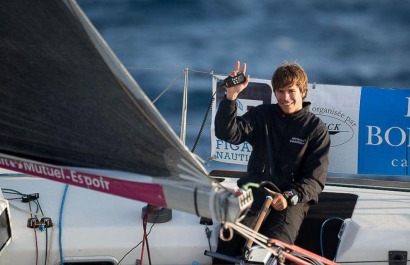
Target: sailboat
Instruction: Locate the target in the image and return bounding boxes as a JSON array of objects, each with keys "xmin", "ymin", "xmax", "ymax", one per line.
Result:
[
  {"xmin": 0, "ymin": 0, "xmax": 409, "ymax": 265},
  {"xmin": 0, "ymin": 0, "xmax": 253, "ymax": 264}
]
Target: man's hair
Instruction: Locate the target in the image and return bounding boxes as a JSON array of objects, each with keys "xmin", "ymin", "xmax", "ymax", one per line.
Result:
[{"xmin": 271, "ymin": 62, "xmax": 308, "ymax": 100}]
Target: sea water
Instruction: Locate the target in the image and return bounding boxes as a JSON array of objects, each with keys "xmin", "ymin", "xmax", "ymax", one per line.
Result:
[{"xmin": 79, "ymin": 0, "xmax": 410, "ymax": 172}]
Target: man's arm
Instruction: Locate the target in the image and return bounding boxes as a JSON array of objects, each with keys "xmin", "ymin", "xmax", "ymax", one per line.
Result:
[
  {"xmin": 214, "ymin": 61, "xmax": 251, "ymax": 144},
  {"xmin": 214, "ymin": 96, "xmax": 249, "ymax": 145}
]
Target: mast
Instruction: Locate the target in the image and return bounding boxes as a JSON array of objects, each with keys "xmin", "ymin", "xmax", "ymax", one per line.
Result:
[{"xmin": 180, "ymin": 68, "xmax": 189, "ymax": 144}]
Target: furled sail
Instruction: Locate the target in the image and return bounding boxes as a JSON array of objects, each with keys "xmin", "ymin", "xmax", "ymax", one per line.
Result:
[{"xmin": 0, "ymin": 0, "xmax": 252, "ymax": 222}]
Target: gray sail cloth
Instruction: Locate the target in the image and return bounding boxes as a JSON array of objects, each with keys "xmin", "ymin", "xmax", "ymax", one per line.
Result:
[{"xmin": 0, "ymin": 0, "xmax": 207, "ymax": 180}]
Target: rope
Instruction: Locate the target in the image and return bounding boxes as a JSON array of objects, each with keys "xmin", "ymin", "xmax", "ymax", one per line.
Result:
[
  {"xmin": 320, "ymin": 217, "xmax": 344, "ymax": 258},
  {"xmin": 126, "ymin": 67, "xmax": 225, "ymax": 153},
  {"xmin": 59, "ymin": 185, "xmax": 69, "ymax": 265},
  {"xmin": 191, "ymin": 90, "xmax": 216, "ymax": 153},
  {"xmin": 47, "ymin": 227, "xmax": 55, "ymax": 265},
  {"xmin": 29, "ymin": 201, "xmax": 39, "ymax": 265},
  {"xmin": 152, "ymin": 70, "xmax": 185, "ymax": 104},
  {"xmin": 140, "ymin": 206, "xmax": 155, "ymax": 265}
]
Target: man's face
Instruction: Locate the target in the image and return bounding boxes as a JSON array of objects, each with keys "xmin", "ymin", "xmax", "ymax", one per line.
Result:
[{"xmin": 274, "ymin": 84, "xmax": 304, "ymax": 114}]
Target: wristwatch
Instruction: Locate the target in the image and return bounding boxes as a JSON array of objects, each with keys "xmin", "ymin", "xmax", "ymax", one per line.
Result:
[{"xmin": 282, "ymin": 190, "xmax": 299, "ymax": 206}]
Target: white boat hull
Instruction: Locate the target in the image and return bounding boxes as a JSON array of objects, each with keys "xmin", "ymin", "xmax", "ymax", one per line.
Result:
[
  {"xmin": 0, "ymin": 175, "xmax": 218, "ymax": 265},
  {"xmin": 1, "ymin": 174, "xmax": 409, "ymax": 265}
]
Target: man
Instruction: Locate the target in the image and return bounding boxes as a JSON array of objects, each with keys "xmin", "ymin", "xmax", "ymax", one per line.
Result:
[{"xmin": 213, "ymin": 61, "xmax": 330, "ymax": 264}]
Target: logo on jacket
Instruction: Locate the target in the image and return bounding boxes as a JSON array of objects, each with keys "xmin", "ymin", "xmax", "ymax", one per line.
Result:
[{"xmin": 290, "ymin": 137, "xmax": 306, "ymax": 145}]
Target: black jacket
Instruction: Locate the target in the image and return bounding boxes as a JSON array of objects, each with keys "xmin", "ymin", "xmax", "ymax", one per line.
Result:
[{"xmin": 215, "ymin": 97, "xmax": 330, "ymax": 206}]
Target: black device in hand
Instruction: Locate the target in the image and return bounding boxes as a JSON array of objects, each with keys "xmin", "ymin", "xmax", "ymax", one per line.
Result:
[{"xmin": 223, "ymin": 72, "xmax": 246, "ymax": 87}]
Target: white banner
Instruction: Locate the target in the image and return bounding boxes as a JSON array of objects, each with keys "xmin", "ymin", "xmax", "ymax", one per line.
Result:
[{"xmin": 211, "ymin": 75, "xmax": 410, "ymax": 177}]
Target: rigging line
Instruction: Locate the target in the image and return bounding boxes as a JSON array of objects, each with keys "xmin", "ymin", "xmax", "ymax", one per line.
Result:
[
  {"xmin": 227, "ymin": 222, "xmax": 281, "ymax": 257},
  {"xmin": 7, "ymin": 203, "xmax": 45, "ymax": 218},
  {"xmin": 117, "ymin": 209, "xmax": 161, "ymax": 265},
  {"xmin": 187, "ymin": 68, "xmax": 216, "ymax": 75},
  {"xmin": 152, "ymin": 69, "xmax": 185, "ymax": 104},
  {"xmin": 32, "ymin": 200, "xmax": 40, "ymax": 215},
  {"xmin": 227, "ymin": 222, "xmax": 316, "ymax": 265},
  {"xmin": 118, "ymin": 241, "xmax": 143, "ymax": 265},
  {"xmin": 126, "ymin": 67, "xmax": 184, "ymax": 72},
  {"xmin": 230, "ymin": 222, "xmax": 270, "ymax": 247},
  {"xmin": 140, "ymin": 212, "xmax": 147, "ymax": 265},
  {"xmin": 45, "ymin": 228, "xmax": 48, "ymax": 265},
  {"xmin": 115, "ymin": 70, "xmax": 207, "ymax": 172},
  {"xmin": 46, "ymin": 227, "xmax": 55, "ymax": 265},
  {"xmin": 126, "ymin": 66, "xmax": 215, "ymax": 76},
  {"xmin": 29, "ymin": 201, "xmax": 39, "ymax": 265},
  {"xmin": 59, "ymin": 185, "xmax": 69, "ymax": 265},
  {"xmin": 33, "ymin": 197, "xmax": 47, "ymax": 265},
  {"xmin": 1, "ymin": 188, "xmax": 24, "ymax": 195},
  {"xmin": 191, "ymin": 89, "xmax": 217, "ymax": 153},
  {"xmin": 2, "ymin": 197, "xmax": 21, "ymax": 201},
  {"xmin": 143, "ymin": 208, "xmax": 153, "ymax": 265},
  {"xmin": 36, "ymin": 198, "xmax": 44, "ymax": 215},
  {"xmin": 320, "ymin": 217, "xmax": 345, "ymax": 259}
]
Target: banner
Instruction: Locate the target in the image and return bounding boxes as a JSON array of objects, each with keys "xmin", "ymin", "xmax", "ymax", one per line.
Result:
[
  {"xmin": 211, "ymin": 75, "xmax": 410, "ymax": 177},
  {"xmin": 0, "ymin": 154, "xmax": 167, "ymax": 206},
  {"xmin": 211, "ymin": 76, "xmax": 273, "ymax": 165}
]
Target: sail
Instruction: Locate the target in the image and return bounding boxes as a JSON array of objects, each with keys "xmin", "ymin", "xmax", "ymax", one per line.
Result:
[{"xmin": 0, "ymin": 0, "xmax": 252, "ymax": 222}]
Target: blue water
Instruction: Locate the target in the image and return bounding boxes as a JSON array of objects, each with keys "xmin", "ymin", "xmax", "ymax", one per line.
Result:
[{"xmin": 79, "ymin": 0, "xmax": 410, "ymax": 172}]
